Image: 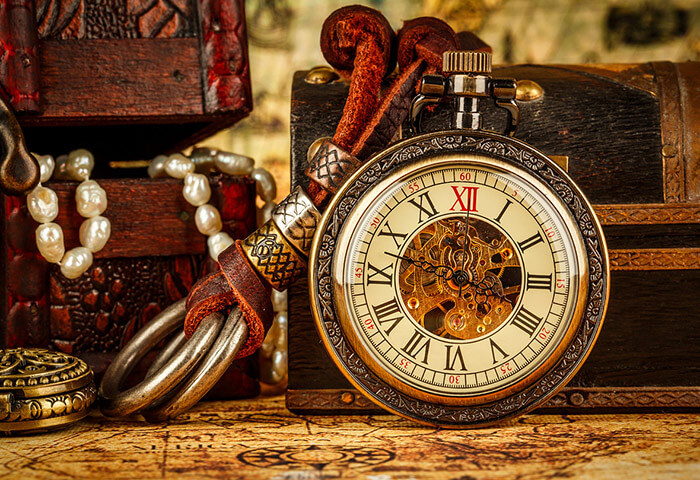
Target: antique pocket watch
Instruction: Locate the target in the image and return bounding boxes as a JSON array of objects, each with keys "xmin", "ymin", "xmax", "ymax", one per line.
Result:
[{"xmin": 308, "ymin": 51, "xmax": 609, "ymax": 427}]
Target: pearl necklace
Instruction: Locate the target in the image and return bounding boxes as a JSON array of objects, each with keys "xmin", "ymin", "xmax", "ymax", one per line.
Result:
[
  {"xmin": 147, "ymin": 147, "xmax": 277, "ymax": 260},
  {"xmin": 27, "ymin": 149, "xmax": 110, "ymax": 279}
]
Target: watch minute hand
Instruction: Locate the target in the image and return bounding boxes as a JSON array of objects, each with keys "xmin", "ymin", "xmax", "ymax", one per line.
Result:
[{"xmin": 384, "ymin": 251, "xmax": 455, "ymax": 279}]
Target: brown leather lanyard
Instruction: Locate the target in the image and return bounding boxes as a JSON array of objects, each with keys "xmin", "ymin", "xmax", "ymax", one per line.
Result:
[{"xmin": 184, "ymin": 7, "xmax": 490, "ymax": 360}]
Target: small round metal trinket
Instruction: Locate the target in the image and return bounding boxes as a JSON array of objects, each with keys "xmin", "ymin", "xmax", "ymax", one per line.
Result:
[{"xmin": 0, "ymin": 348, "xmax": 96, "ymax": 434}]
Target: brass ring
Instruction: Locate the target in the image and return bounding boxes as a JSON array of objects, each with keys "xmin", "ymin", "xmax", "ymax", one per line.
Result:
[
  {"xmin": 99, "ymin": 299, "xmax": 224, "ymax": 417},
  {"xmin": 142, "ymin": 307, "xmax": 248, "ymax": 422}
]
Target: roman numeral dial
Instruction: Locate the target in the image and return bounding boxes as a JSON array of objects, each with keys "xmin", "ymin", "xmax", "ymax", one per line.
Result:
[{"xmin": 339, "ymin": 162, "xmax": 580, "ymax": 400}]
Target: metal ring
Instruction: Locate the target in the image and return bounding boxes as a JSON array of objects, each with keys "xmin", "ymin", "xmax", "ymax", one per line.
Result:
[
  {"xmin": 99, "ymin": 299, "xmax": 224, "ymax": 417},
  {"xmin": 142, "ymin": 307, "xmax": 248, "ymax": 422}
]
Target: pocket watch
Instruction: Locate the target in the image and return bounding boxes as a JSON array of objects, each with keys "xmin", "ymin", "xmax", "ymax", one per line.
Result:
[{"xmin": 308, "ymin": 51, "xmax": 609, "ymax": 427}]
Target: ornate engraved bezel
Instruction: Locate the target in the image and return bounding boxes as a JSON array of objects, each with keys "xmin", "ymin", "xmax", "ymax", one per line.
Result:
[{"xmin": 308, "ymin": 131, "xmax": 610, "ymax": 427}]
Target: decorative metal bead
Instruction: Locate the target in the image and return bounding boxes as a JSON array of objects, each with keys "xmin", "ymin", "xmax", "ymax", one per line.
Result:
[
  {"xmin": 270, "ymin": 186, "xmax": 321, "ymax": 257},
  {"xmin": 252, "ymin": 168, "xmax": 277, "ymax": 202},
  {"xmin": 305, "ymin": 137, "xmax": 361, "ymax": 194},
  {"xmin": 241, "ymin": 220, "xmax": 306, "ymax": 291}
]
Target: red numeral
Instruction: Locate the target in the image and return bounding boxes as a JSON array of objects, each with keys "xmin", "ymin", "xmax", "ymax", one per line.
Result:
[
  {"xmin": 355, "ymin": 267, "xmax": 363, "ymax": 279},
  {"xmin": 459, "ymin": 172, "xmax": 471, "ymax": 181},
  {"xmin": 512, "ymin": 189, "xmax": 518, "ymax": 197},
  {"xmin": 500, "ymin": 362, "xmax": 513, "ymax": 374},
  {"xmin": 557, "ymin": 279, "xmax": 565, "ymax": 289},
  {"xmin": 449, "ymin": 186, "xmax": 479, "ymax": 212},
  {"xmin": 408, "ymin": 182, "xmax": 420, "ymax": 194},
  {"xmin": 448, "ymin": 375, "xmax": 460, "ymax": 384},
  {"xmin": 545, "ymin": 226, "xmax": 555, "ymax": 238},
  {"xmin": 369, "ymin": 217, "xmax": 380, "ymax": 229},
  {"xmin": 399, "ymin": 358, "xmax": 410, "ymax": 369},
  {"xmin": 364, "ymin": 318, "xmax": 374, "ymax": 330},
  {"xmin": 539, "ymin": 327, "xmax": 551, "ymax": 340}
]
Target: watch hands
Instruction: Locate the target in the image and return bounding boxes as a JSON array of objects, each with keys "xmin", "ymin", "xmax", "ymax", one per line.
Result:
[
  {"xmin": 384, "ymin": 251, "xmax": 455, "ymax": 280},
  {"xmin": 458, "ymin": 198, "xmax": 472, "ymax": 298}
]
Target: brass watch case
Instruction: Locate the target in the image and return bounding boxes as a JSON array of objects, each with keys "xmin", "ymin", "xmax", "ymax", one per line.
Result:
[
  {"xmin": 308, "ymin": 130, "xmax": 610, "ymax": 428},
  {"xmin": 0, "ymin": 348, "xmax": 96, "ymax": 434}
]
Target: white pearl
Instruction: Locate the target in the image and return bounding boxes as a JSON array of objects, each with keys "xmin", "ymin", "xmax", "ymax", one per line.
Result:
[
  {"xmin": 271, "ymin": 289, "xmax": 287, "ymax": 312},
  {"xmin": 53, "ymin": 155, "xmax": 70, "ymax": 180},
  {"xmin": 252, "ymin": 168, "xmax": 277, "ymax": 202},
  {"xmin": 75, "ymin": 180, "xmax": 108, "ymax": 218},
  {"xmin": 79, "ymin": 216, "xmax": 111, "ymax": 253},
  {"xmin": 147, "ymin": 155, "xmax": 169, "ymax": 179},
  {"xmin": 190, "ymin": 147, "xmax": 217, "ymax": 174},
  {"xmin": 214, "ymin": 152, "xmax": 254, "ymax": 176},
  {"xmin": 35, "ymin": 223, "xmax": 64, "ymax": 263},
  {"xmin": 66, "ymin": 149, "xmax": 94, "ymax": 181},
  {"xmin": 207, "ymin": 232, "xmax": 234, "ymax": 261},
  {"xmin": 60, "ymin": 247, "xmax": 93, "ymax": 279},
  {"xmin": 195, "ymin": 204, "xmax": 222, "ymax": 236},
  {"xmin": 183, "ymin": 173, "xmax": 211, "ymax": 206},
  {"xmin": 257, "ymin": 201, "xmax": 275, "ymax": 227},
  {"xmin": 273, "ymin": 313, "xmax": 287, "ymax": 349},
  {"xmin": 27, "ymin": 185, "xmax": 59, "ymax": 223},
  {"xmin": 271, "ymin": 349, "xmax": 288, "ymax": 380},
  {"xmin": 34, "ymin": 154, "xmax": 55, "ymax": 183},
  {"xmin": 164, "ymin": 153, "xmax": 194, "ymax": 179}
]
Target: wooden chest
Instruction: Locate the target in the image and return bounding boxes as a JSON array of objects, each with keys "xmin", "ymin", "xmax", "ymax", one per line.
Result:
[
  {"xmin": 287, "ymin": 62, "xmax": 700, "ymax": 413},
  {"xmin": 0, "ymin": 0, "xmax": 260, "ymax": 396}
]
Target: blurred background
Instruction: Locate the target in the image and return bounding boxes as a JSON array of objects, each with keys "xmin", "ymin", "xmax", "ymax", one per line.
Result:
[{"xmin": 199, "ymin": 0, "xmax": 700, "ymax": 200}]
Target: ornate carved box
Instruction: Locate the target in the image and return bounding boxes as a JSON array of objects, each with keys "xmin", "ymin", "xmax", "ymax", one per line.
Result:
[
  {"xmin": 0, "ymin": 0, "xmax": 260, "ymax": 396},
  {"xmin": 287, "ymin": 62, "xmax": 700, "ymax": 413}
]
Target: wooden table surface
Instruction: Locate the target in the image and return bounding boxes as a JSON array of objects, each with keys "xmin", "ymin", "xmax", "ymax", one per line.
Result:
[{"xmin": 1, "ymin": 395, "xmax": 698, "ymax": 479}]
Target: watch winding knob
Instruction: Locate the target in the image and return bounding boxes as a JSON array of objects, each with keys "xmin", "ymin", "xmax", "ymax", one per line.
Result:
[{"xmin": 442, "ymin": 51, "xmax": 492, "ymax": 75}]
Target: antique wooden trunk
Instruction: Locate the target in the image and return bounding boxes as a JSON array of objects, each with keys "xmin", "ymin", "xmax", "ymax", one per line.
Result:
[
  {"xmin": 0, "ymin": 0, "xmax": 260, "ymax": 396},
  {"xmin": 287, "ymin": 62, "xmax": 700, "ymax": 413}
]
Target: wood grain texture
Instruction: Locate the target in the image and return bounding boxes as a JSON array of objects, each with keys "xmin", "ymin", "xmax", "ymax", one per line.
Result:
[
  {"xmin": 0, "ymin": 396, "xmax": 698, "ymax": 479},
  {"xmin": 0, "ymin": 0, "xmax": 41, "ymax": 112},
  {"xmin": 31, "ymin": 39, "xmax": 203, "ymax": 121}
]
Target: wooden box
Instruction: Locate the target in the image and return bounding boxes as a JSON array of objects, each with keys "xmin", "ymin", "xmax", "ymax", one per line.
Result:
[
  {"xmin": 0, "ymin": 0, "xmax": 260, "ymax": 396},
  {"xmin": 287, "ymin": 62, "xmax": 700, "ymax": 413}
]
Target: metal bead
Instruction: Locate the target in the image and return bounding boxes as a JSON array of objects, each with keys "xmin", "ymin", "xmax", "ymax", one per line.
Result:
[
  {"xmin": 79, "ymin": 215, "xmax": 111, "ymax": 253},
  {"xmin": 195, "ymin": 204, "xmax": 222, "ymax": 236},
  {"xmin": 190, "ymin": 147, "xmax": 217, "ymax": 174},
  {"xmin": 148, "ymin": 155, "xmax": 169, "ymax": 179},
  {"xmin": 35, "ymin": 223, "xmax": 64, "ymax": 263},
  {"xmin": 252, "ymin": 168, "xmax": 277, "ymax": 202},
  {"xmin": 270, "ymin": 186, "xmax": 321, "ymax": 257},
  {"xmin": 164, "ymin": 153, "xmax": 194, "ymax": 179},
  {"xmin": 60, "ymin": 247, "xmax": 93, "ymax": 279},
  {"xmin": 305, "ymin": 138, "xmax": 361, "ymax": 194},
  {"xmin": 27, "ymin": 185, "xmax": 59, "ymax": 223},
  {"xmin": 34, "ymin": 154, "xmax": 55, "ymax": 183},
  {"xmin": 183, "ymin": 173, "xmax": 211, "ymax": 207},
  {"xmin": 271, "ymin": 289, "xmax": 287, "ymax": 312},
  {"xmin": 258, "ymin": 201, "xmax": 275, "ymax": 227},
  {"xmin": 66, "ymin": 149, "xmax": 95, "ymax": 181},
  {"xmin": 241, "ymin": 220, "xmax": 306, "ymax": 291},
  {"xmin": 207, "ymin": 232, "xmax": 234, "ymax": 261},
  {"xmin": 75, "ymin": 180, "xmax": 108, "ymax": 218},
  {"xmin": 214, "ymin": 152, "xmax": 254, "ymax": 176}
]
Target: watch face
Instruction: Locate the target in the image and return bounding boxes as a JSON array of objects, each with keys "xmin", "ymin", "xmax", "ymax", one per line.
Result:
[{"xmin": 309, "ymin": 133, "xmax": 608, "ymax": 427}]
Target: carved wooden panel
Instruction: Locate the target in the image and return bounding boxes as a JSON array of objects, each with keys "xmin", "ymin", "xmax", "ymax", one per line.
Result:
[{"xmin": 35, "ymin": 0, "xmax": 198, "ymax": 39}]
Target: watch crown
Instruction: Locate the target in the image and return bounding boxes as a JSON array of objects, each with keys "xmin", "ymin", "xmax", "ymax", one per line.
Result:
[{"xmin": 442, "ymin": 51, "xmax": 492, "ymax": 75}]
